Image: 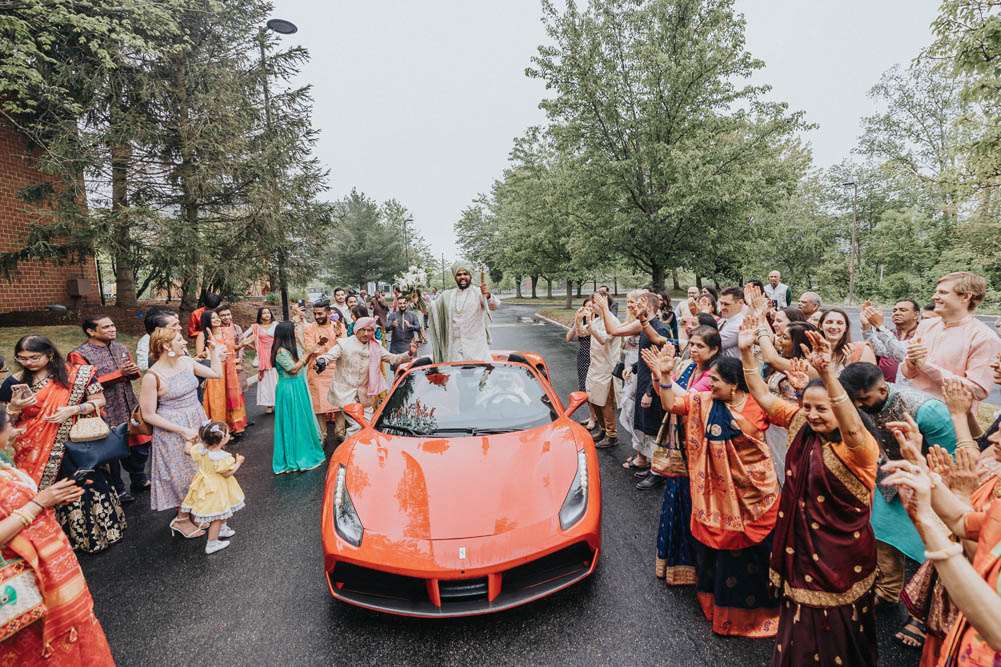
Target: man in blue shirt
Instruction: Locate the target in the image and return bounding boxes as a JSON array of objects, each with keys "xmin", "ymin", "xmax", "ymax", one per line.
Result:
[{"xmin": 839, "ymin": 362, "xmax": 957, "ymax": 608}]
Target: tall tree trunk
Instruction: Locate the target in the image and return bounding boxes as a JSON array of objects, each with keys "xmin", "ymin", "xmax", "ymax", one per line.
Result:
[
  {"xmin": 671, "ymin": 268, "xmax": 680, "ymax": 291},
  {"xmin": 176, "ymin": 59, "xmax": 200, "ymax": 327},
  {"xmin": 515, "ymin": 276, "xmax": 523, "ymax": 299},
  {"xmin": 109, "ymin": 82, "xmax": 138, "ymax": 308},
  {"xmin": 592, "ymin": 277, "xmax": 597, "ymax": 292},
  {"xmin": 565, "ymin": 278, "xmax": 573, "ymax": 309},
  {"xmin": 613, "ymin": 274, "xmax": 617, "ymax": 295},
  {"xmin": 546, "ymin": 278, "xmax": 553, "ymax": 299},
  {"xmin": 575, "ymin": 280, "xmax": 582, "ymax": 297},
  {"xmin": 696, "ymin": 275, "xmax": 703, "ymax": 289},
  {"xmin": 652, "ymin": 265, "xmax": 665, "ymax": 292},
  {"xmin": 530, "ymin": 274, "xmax": 538, "ymax": 298}
]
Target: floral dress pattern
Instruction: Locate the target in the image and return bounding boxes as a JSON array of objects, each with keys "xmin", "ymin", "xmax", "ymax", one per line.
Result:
[{"xmin": 151, "ymin": 369, "xmax": 207, "ymax": 511}]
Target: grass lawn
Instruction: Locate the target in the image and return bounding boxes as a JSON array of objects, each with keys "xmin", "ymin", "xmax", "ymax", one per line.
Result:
[{"xmin": 536, "ymin": 308, "xmax": 576, "ymax": 328}]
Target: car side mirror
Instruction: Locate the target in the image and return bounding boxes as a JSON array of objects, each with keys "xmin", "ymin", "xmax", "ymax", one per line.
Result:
[
  {"xmin": 341, "ymin": 403, "xmax": 368, "ymax": 428},
  {"xmin": 565, "ymin": 391, "xmax": 588, "ymax": 418}
]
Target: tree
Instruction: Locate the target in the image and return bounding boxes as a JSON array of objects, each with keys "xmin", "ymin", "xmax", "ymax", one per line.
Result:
[
  {"xmin": 527, "ymin": 0, "xmax": 809, "ymax": 289},
  {"xmin": 325, "ymin": 189, "xmax": 406, "ymax": 288}
]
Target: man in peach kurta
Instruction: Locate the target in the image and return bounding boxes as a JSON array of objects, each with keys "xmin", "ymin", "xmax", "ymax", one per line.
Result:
[
  {"xmin": 901, "ymin": 272, "xmax": 1001, "ymax": 412},
  {"xmin": 303, "ymin": 301, "xmax": 342, "ymax": 438}
]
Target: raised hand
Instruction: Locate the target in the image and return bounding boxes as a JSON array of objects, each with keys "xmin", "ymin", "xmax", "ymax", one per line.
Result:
[
  {"xmin": 408, "ymin": 338, "xmax": 420, "ymax": 356},
  {"xmin": 744, "ymin": 283, "xmax": 766, "ymax": 314},
  {"xmin": 906, "ymin": 338, "xmax": 928, "ymax": 368},
  {"xmin": 926, "ymin": 444, "xmax": 954, "ymax": 486},
  {"xmin": 591, "ymin": 292, "xmax": 608, "ymax": 311},
  {"xmin": 801, "ymin": 330, "xmax": 832, "ymax": 373},
  {"xmin": 942, "ymin": 378, "xmax": 973, "ymax": 417},
  {"xmin": 640, "ymin": 346, "xmax": 661, "ymax": 381},
  {"xmin": 880, "ymin": 458, "xmax": 934, "ymax": 524},
  {"xmin": 738, "ymin": 314, "xmax": 758, "ymax": 350},
  {"xmin": 862, "ymin": 304, "xmax": 884, "ymax": 328},
  {"xmin": 786, "ymin": 357, "xmax": 810, "ymax": 393},
  {"xmin": 951, "ymin": 446, "xmax": 980, "ymax": 496},
  {"xmin": 886, "ymin": 414, "xmax": 926, "ymax": 469},
  {"xmin": 698, "ymin": 296, "xmax": 714, "ymax": 314}
]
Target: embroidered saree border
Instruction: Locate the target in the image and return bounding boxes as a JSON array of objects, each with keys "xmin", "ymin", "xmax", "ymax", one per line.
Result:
[
  {"xmin": 771, "ymin": 568, "xmax": 876, "ymax": 607},
  {"xmin": 821, "ymin": 443, "xmax": 870, "ymax": 506},
  {"xmin": 39, "ymin": 366, "xmax": 91, "ymax": 489}
]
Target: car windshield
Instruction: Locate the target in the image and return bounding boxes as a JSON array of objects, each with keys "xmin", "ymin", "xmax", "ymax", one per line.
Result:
[{"xmin": 375, "ymin": 364, "xmax": 556, "ymax": 437}]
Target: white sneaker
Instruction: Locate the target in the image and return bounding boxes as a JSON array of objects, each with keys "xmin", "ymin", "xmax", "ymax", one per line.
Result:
[
  {"xmin": 218, "ymin": 525, "xmax": 236, "ymax": 538},
  {"xmin": 205, "ymin": 540, "xmax": 230, "ymax": 554}
]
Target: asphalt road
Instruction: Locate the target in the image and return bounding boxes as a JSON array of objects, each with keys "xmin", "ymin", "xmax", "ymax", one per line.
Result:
[{"xmin": 80, "ymin": 304, "xmax": 921, "ymax": 667}]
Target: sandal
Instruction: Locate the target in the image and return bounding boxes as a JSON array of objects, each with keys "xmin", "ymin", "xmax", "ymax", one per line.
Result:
[
  {"xmin": 622, "ymin": 456, "xmax": 651, "ymax": 471},
  {"xmin": 169, "ymin": 518, "xmax": 206, "ymax": 539},
  {"xmin": 895, "ymin": 618, "xmax": 926, "ymax": 649}
]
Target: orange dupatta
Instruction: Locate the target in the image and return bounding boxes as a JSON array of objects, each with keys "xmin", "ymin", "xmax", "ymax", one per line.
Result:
[
  {"xmin": 0, "ymin": 467, "xmax": 101, "ymax": 657},
  {"xmin": 12, "ymin": 366, "xmax": 94, "ymax": 488}
]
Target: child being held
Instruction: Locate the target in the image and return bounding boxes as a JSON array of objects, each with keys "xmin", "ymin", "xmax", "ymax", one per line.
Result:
[{"xmin": 181, "ymin": 421, "xmax": 246, "ymax": 554}]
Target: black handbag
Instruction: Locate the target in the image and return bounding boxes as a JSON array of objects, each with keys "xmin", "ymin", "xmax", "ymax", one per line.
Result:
[
  {"xmin": 64, "ymin": 423, "xmax": 130, "ymax": 470},
  {"xmin": 611, "ymin": 362, "xmax": 625, "ymax": 380}
]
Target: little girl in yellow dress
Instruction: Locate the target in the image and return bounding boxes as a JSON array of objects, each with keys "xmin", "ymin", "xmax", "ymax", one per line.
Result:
[{"xmin": 181, "ymin": 421, "xmax": 246, "ymax": 554}]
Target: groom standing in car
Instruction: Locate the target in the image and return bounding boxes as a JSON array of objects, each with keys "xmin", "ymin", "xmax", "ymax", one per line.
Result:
[{"xmin": 428, "ymin": 261, "xmax": 500, "ymax": 363}]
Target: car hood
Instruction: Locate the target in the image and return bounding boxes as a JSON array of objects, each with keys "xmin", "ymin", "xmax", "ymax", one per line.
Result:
[{"xmin": 344, "ymin": 423, "xmax": 579, "ymax": 540}]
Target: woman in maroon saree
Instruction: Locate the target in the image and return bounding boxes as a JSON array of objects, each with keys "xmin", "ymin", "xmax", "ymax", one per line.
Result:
[{"xmin": 740, "ymin": 319, "xmax": 882, "ymax": 667}]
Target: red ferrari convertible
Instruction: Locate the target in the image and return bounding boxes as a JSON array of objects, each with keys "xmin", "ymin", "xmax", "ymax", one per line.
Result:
[{"xmin": 321, "ymin": 351, "xmax": 601, "ymax": 617}]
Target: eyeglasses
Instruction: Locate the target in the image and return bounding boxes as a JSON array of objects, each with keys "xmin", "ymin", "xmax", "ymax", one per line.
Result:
[{"xmin": 14, "ymin": 355, "xmax": 48, "ymax": 364}]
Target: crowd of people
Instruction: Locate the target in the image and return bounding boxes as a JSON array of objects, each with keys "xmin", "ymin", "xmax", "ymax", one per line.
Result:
[
  {"xmin": 3, "ymin": 261, "xmax": 1001, "ymax": 665},
  {"xmin": 570, "ymin": 269, "xmax": 1001, "ymax": 666}
]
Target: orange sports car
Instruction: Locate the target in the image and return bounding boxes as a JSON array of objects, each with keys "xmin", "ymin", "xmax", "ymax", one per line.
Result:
[{"xmin": 321, "ymin": 351, "xmax": 601, "ymax": 617}]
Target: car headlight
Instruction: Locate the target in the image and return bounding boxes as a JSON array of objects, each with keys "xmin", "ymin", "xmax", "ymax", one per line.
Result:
[
  {"xmin": 334, "ymin": 465, "xmax": 364, "ymax": 547},
  {"xmin": 559, "ymin": 450, "xmax": 589, "ymax": 530}
]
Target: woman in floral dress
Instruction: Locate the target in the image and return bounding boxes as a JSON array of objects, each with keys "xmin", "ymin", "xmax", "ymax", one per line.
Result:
[{"xmin": 139, "ymin": 328, "xmax": 223, "ymax": 538}]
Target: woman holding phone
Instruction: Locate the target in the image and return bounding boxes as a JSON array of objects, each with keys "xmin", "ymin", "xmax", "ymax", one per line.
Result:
[
  {"xmin": 0, "ymin": 335, "xmax": 125, "ymax": 553},
  {"xmin": 196, "ymin": 309, "xmax": 247, "ymax": 437}
]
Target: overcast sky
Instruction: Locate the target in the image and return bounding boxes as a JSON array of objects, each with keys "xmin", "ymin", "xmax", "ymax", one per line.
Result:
[{"xmin": 270, "ymin": 0, "xmax": 941, "ymax": 258}]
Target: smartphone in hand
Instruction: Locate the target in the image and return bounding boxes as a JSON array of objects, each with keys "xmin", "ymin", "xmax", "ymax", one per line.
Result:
[
  {"xmin": 71, "ymin": 468, "xmax": 94, "ymax": 485},
  {"xmin": 11, "ymin": 384, "xmax": 30, "ymax": 401}
]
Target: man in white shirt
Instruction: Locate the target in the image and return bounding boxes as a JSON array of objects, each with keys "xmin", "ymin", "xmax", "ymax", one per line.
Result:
[
  {"xmin": 428, "ymin": 262, "xmax": 501, "ymax": 363},
  {"xmin": 137, "ymin": 307, "xmax": 182, "ymax": 371},
  {"xmin": 717, "ymin": 286, "xmax": 747, "ymax": 357}
]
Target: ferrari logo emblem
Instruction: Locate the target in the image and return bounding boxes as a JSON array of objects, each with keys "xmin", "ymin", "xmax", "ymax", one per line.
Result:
[{"xmin": 459, "ymin": 547, "xmax": 467, "ymax": 559}]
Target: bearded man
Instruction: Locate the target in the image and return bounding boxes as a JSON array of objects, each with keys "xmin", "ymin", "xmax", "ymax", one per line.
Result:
[
  {"xmin": 838, "ymin": 362, "xmax": 957, "ymax": 608},
  {"xmin": 303, "ymin": 300, "xmax": 342, "ymax": 438},
  {"xmin": 428, "ymin": 261, "xmax": 500, "ymax": 363}
]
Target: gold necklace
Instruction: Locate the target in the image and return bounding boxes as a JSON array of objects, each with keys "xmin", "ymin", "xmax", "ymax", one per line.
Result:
[{"xmin": 725, "ymin": 393, "xmax": 748, "ymax": 412}]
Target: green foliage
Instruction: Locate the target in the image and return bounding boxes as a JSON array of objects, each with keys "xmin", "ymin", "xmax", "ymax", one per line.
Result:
[{"xmin": 324, "ymin": 189, "xmax": 408, "ymax": 288}]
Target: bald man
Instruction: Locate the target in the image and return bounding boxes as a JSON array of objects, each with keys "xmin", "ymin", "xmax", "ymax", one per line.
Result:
[{"xmin": 428, "ymin": 262, "xmax": 501, "ymax": 363}]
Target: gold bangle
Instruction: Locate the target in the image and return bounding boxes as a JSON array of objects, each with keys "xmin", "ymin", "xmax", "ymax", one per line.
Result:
[
  {"xmin": 956, "ymin": 440, "xmax": 978, "ymax": 450},
  {"xmin": 742, "ymin": 367, "xmax": 761, "ymax": 375},
  {"xmin": 11, "ymin": 509, "xmax": 32, "ymax": 527},
  {"xmin": 924, "ymin": 542, "xmax": 963, "ymax": 562},
  {"xmin": 831, "ymin": 393, "xmax": 851, "ymax": 404}
]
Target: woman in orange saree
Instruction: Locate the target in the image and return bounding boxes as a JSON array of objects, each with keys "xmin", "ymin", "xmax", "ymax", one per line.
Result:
[
  {"xmin": 648, "ymin": 346, "xmax": 781, "ymax": 638},
  {"xmin": 0, "ymin": 336, "xmax": 125, "ymax": 553},
  {"xmin": 196, "ymin": 310, "xmax": 247, "ymax": 436},
  {"xmin": 0, "ymin": 409, "xmax": 115, "ymax": 665}
]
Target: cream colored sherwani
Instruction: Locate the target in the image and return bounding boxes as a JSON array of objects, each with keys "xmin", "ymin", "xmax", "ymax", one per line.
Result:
[
  {"xmin": 429, "ymin": 286, "xmax": 501, "ymax": 363},
  {"xmin": 318, "ymin": 336, "xmax": 412, "ymax": 408},
  {"xmin": 584, "ymin": 316, "xmax": 621, "ymax": 406}
]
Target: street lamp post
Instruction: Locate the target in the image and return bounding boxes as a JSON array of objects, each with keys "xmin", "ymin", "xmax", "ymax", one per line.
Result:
[
  {"xmin": 403, "ymin": 216, "xmax": 413, "ymax": 263},
  {"xmin": 258, "ymin": 18, "xmax": 298, "ymax": 321},
  {"xmin": 842, "ymin": 181, "xmax": 858, "ymax": 305}
]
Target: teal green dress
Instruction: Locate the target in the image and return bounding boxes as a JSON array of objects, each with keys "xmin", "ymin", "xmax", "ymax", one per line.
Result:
[{"xmin": 272, "ymin": 347, "xmax": 326, "ymax": 474}]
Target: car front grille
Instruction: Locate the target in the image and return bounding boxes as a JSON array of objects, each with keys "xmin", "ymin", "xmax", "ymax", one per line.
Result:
[{"xmin": 438, "ymin": 577, "xmax": 488, "ymax": 602}]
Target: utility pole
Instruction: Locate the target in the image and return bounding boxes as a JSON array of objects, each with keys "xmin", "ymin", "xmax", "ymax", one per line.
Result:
[
  {"xmin": 441, "ymin": 253, "xmax": 446, "ymax": 287},
  {"xmin": 842, "ymin": 181, "xmax": 858, "ymax": 305},
  {"xmin": 403, "ymin": 216, "xmax": 413, "ymax": 263}
]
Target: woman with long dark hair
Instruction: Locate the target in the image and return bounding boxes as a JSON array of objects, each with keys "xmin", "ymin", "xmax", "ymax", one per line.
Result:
[
  {"xmin": 271, "ymin": 322, "xmax": 325, "ymax": 474},
  {"xmin": 647, "ymin": 344, "xmax": 781, "ymax": 637},
  {"xmin": 566, "ymin": 296, "xmax": 596, "ymax": 430},
  {"xmin": 740, "ymin": 317, "xmax": 882, "ymax": 666},
  {"xmin": 196, "ymin": 309, "xmax": 246, "ymax": 436},
  {"xmin": 239, "ymin": 307, "xmax": 278, "ymax": 414},
  {"xmin": 0, "ymin": 335, "xmax": 125, "ymax": 553},
  {"xmin": 643, "ymin": 325, "xmax": 721, "ymax": 588},
  {"xmin": 818, "ymin": 307, "xmax": 876, "ymax": 372}
]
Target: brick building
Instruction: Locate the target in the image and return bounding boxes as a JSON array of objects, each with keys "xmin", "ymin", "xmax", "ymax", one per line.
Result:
[{"xmin": 0, "ymin": 119, "xmax": 99, "ymax": 313}]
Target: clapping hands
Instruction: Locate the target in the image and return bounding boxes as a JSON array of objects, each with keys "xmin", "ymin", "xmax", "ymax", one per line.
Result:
[
  {"xmin": 801, "ymin": 330, "xmax": 832, "ymax": 373},
  {"xmin": 738, "ymin": 314, "xmax": 758, "ymax": 351}
]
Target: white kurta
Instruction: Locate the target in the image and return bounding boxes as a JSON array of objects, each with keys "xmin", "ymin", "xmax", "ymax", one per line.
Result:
[
  {"xmin": 584, "ymin": 317, "xmax": 621, "ymax": 406},
  {"xmin": 318, "ymin": 336, "xmax": 411, "ymax": 408},
  {"xmin": 430, "ymin": 287, "xmax": 500, "ymax": 363}
]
